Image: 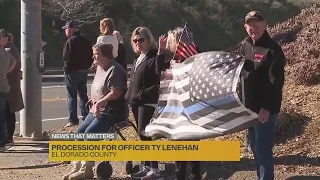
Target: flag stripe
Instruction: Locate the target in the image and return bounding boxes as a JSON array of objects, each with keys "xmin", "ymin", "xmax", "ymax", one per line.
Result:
[
  {"xmin": 159, "ymin": 91, "xmax": 189, "ymax": 102},
  {"xmin": 215, "ymin": 118, "xmax": 258, "ymax": 135},
  {"xmin": 157, "ymin": 111, "xmax": 183, "ymax": 119},
  {"xmin": 199, "ymin": 111, "xmax": 251, "ymax": 129},
  {"xmin": 145, "ymin": 124, "xmax": 220, "ymax": 140},
  {"xmin": 159, "ymin": 76, "xmax": 190, "ymax": 94},
  {"xmin": 162, "ymin": 100, "xmax": 184, "ymax": 108},
  {"xmin": 180, "ymin": 94, "xmax": 238, "ymax": 113},
  {"xmin": 160, "ymin": 79, "xmax": 173, "ymax": 88},
  {"xmin": 185, "ymin": 100, "xmax": 241, "ymax": 120},
  {"xmin": 175, "ymin": 77, "xmax": 190, "ymax": 89},
  {"xmin": 146, "ymin": 114, "xmax": 258, "ymax": 136},
  {"xmin": 210, "ymin": 114, "xmax": 257, "ymax": 133},
  {"xmin": 182, "ymin": 43, "xmax": 197, "ymax": 56},
  {"xmin": 146, "ymin": 122, "xmax": 218, "ymax": 134},
  {"xmin": 157, "ymin": 105, "xmax": 248, "ymax": 126},
  {"xmin": 171, "ymin": 62, "xmax": 194, "ymax": 75},
  {"xmin": 178, "ymin": 43, "xmax": 193, "ymax": 57},
  {"xmin": 159, "ymin": 86, "xmax": 178, "ymax": 96}
]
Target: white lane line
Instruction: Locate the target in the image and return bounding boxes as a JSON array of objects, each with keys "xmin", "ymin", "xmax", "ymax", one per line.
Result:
[
  {"xmin": 15, "ymin": 116, "xmax": 83, "ymax": 124},
  {"xmin": 42, "ymin": 86, "xmax": 65, "ymax": 89},
  {"xmin": 42, "ymin": 84, "xmax": 92, "ymax": 89}
]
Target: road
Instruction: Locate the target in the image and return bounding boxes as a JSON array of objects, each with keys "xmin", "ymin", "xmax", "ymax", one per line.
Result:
[{"xmin": 14, "ymin": 80, "xmax": 94, "ymax": 133}]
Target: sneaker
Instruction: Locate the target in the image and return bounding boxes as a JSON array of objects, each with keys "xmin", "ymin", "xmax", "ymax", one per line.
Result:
[
  {"xmin": 141, "ymin": 168, "xmax": 163, "ymax": 180},
  {"xmin": 130, "ymin": 166, "xmax": 151, "ymax": 178},
  {"xmin": 65, "ymin": 121, "xmax": 79, "ymax": 127}
]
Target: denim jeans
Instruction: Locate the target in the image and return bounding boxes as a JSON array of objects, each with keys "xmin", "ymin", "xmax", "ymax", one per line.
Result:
[
  {"xmin": 0, "ymin": 93, "xmax": 8, "ymax": 147},
  {"xmin": 6, "ymin": 101, "xmax": 16, "ymax": 141},
  {"xmin": 65, "ymin": 71, "xmax": 89, "ymax": 123},
  {"xmin": 74, "ymin": 112, "xmax": 122, "ymax": 166},
  {"xmin": 248, "ymin": 113, "xmax": 278, "ymax": 180},
  {"xmin": 175, "ymin": 161, "xmax": 201, "ymax": 180},
  {"xmin": 76, "ymin": 112, "xmax": 121, "ymax": 135},
  {"xmin": 131, "ymin": 104, "xmax": 158, "ymax": 169}
]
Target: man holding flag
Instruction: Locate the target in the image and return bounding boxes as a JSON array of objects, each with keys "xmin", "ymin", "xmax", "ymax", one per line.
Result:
[{"xmin": 240, "ymin": 11, "xmax": 285, "ymax": 180}]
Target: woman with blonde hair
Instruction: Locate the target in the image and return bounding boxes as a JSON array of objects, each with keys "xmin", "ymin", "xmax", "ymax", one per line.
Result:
[
  {"xmin": 96, "ymin": 18, "xmax": 118, "ymax": 58},
  {"xmin": 166, "ymin": 26, "xmax": 198, "ymax": 63},
  {"xmin": 166, "ymin": 28, "xmax": 182, "ymax": 52},
  {"xmin": 125, "ymin": 27, "xmax": 169, "ymax": 179},
  {"xmin": 163, "ymin": 26, "xmax": 202, "ymax": 180}
]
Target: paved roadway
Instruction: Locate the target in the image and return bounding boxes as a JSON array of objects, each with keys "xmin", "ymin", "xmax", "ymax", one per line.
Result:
[{"xmin": 14, "ymin": 80, "xmax": 95, "ymax": 133}]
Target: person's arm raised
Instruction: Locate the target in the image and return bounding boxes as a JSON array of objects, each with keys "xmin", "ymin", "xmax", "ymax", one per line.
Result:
[{"xmin": 156, "ymin": 34, "xmax": 171, "ymax": 74}]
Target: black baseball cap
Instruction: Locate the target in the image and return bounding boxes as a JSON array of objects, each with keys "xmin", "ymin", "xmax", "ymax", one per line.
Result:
[
  {"xmin": 62, "ymin": 20, "xmax": 78, "ymax": 29},
  {"xmin": 245, "ymin": 11, "xmax": 264, "ymax": 23}
]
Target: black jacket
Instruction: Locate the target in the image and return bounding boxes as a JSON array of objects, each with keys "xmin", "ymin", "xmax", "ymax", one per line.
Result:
[
  {"xmin": 114, "ymin": 43, "xmax": 127, "ymax": 71},
  {"xmin": 240, "ymin": 31, "xmax": 285, "ymax": 114},
  {"xmin": 63, "ymin": 31, "xmax": 93, "ymax": 73},
  {"xmin": 125, "ymin": 49, "xmax": 167, "ymax": 105}
]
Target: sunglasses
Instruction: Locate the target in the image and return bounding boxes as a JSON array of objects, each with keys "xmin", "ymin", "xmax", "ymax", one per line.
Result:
[{"xmin": 132, "ymin": 38, "xmax": 145, "ymax": 43}]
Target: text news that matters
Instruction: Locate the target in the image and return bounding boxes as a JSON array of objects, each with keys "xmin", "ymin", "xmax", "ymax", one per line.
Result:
[{"xmin": 50, "ymin": 133, "xmax": 116, "ymax": 140}]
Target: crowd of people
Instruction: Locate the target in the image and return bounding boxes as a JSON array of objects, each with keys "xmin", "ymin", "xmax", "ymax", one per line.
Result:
[{"xmin": 0, "ymin": 10, "xmax": 285, "ymax": 180}]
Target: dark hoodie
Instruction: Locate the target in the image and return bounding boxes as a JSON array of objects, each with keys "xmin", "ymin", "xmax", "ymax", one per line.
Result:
[
  {"xmin": 125, "ymin": 48, "xmax": 168, "ymax": 105},
  {"xmin": 62, "ymin": 31, "xmax": 93, "ymax": 73},
  {"xmin": 240, "ymin": 31, "xmax": 285, "ymax": 114}
]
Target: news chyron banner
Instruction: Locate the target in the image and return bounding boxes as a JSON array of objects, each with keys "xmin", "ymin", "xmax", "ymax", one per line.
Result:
[{"xmin": 49, "ymin": 140, "xmax": 241, "ymax": 161}]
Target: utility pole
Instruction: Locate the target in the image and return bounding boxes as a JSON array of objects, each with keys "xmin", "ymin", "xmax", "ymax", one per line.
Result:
[{"xmin": 20, "ymin": 0, "xmax": 44, "ymax": 139}]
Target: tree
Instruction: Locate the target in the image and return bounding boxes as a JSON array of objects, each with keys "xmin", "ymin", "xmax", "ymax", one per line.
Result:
[{"xmin": 42, "ymin": 0, "xmax": 107, "ymax": 26}]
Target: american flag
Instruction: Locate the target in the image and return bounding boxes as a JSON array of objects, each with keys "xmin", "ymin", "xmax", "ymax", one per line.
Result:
[
  {"xmin": 157, "ymin": 23, "xmax": 198, "ymax": 115},
  {"xmin": 175, "ymin": 23, "xmax": 198, "ymax": 61},
  {"xmin": 145, "ymin": 51, "xmax": 259, "ymax": 140}
]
